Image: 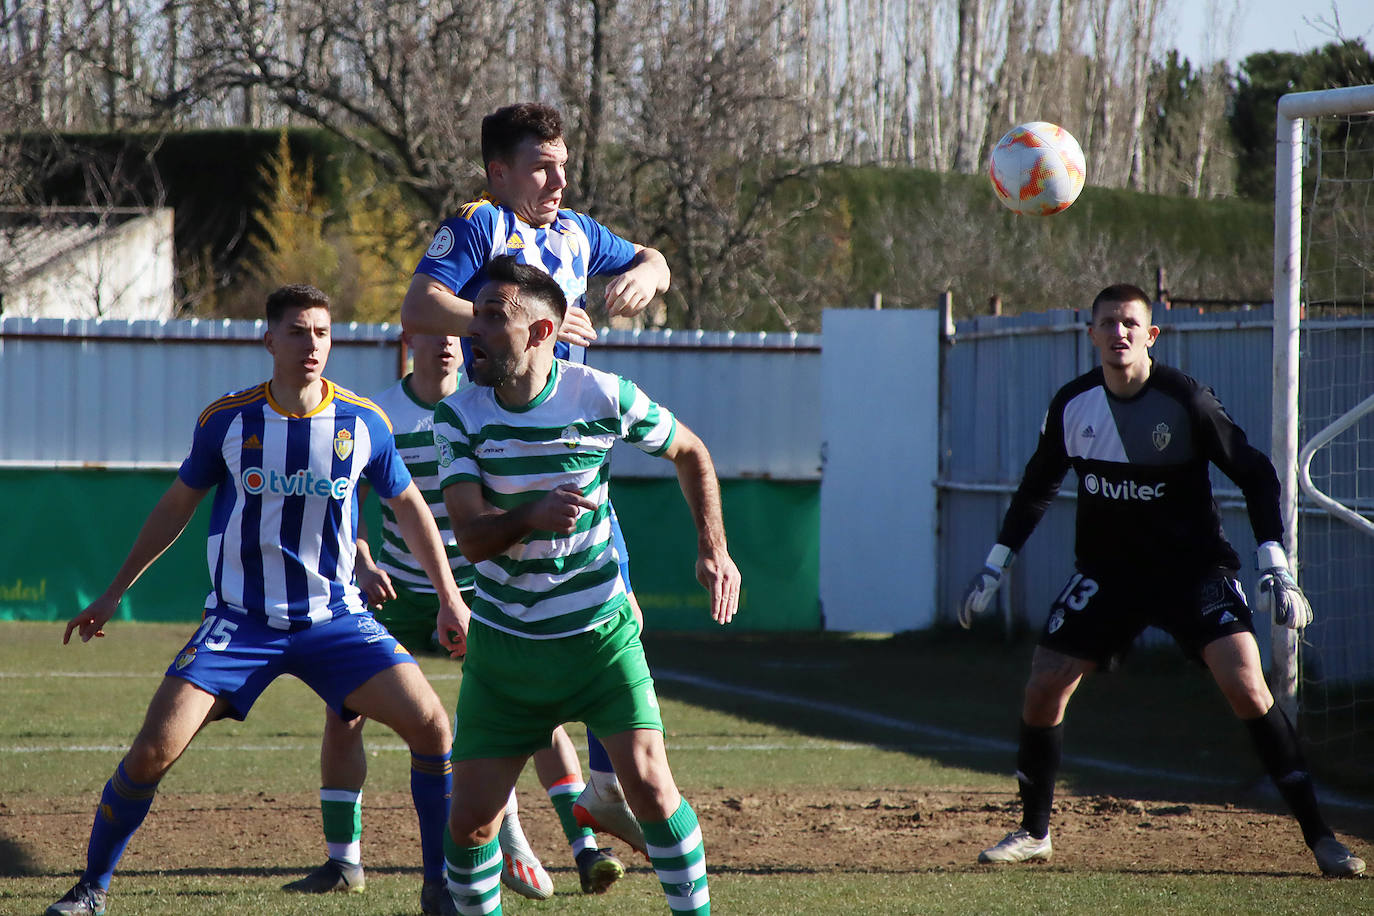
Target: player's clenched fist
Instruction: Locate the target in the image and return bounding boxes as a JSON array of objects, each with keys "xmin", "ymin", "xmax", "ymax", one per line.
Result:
[{"xmin": 525, "ymin": 484, "xmax": 598, "ymax": 534}]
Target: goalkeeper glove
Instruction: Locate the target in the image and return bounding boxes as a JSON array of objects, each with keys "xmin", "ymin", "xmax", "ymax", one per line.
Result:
[
  {"xmin": 1255, "ymin": 541, "xmax": 1313, "ymax": 630},
  {"xmin": 958, "ymin": 544, "xmax": 1014, "ymax": 629}
]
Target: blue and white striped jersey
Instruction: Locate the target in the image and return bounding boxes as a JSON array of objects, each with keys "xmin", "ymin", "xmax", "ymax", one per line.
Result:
[
  {"xmin": 179, "ymin": 379, "xmax": 412, "ymax": 630},
  {"xmin": 414, "ymin": 195, "xmax": 637, "ymax": 365}
]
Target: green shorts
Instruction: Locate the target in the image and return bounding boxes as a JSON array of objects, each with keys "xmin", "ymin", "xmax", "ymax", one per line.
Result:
[
  {"xmin": 372, "ymin": 586, "xmax": 472, "ymax": 656},
  {"xmin": 452, "ymin": 603, "xmax": 663, "ymax": 761}
]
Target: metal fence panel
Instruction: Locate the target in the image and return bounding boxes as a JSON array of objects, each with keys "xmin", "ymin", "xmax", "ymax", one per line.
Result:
[{"xmin": 0, "ymin": 319, "xmax": 822, "ymax": 480}]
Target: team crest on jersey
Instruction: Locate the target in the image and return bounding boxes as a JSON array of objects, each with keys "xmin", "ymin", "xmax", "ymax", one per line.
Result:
[
  {"xmin": 435, "ymin": 433, "xmax": 454, "ymax": 468},
  {"xmin": 1152, "ymin": 422, "xmax": 1172, "ymax": 451},
  {"xmin": 174, "ymin": 647, "xmax": 197, "ymax": 670},
  {"xmin": 426, "ymin": 226, "xmax": 456, "ymax": 259},
  {"xmin": 506, "ymin": 233, "xmax": 525, "ymax": 249},
  {"xmin": 334, "ymin": 428, "xmax": 354, "ymax": 461},
  {"xmin": 561, "ymin": 424, "xmax": 581, "ymax": 449}
]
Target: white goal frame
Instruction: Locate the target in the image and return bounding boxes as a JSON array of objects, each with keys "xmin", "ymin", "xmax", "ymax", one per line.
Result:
[{"xmin": 1272, "ymin": 83, "xmax": 1374, "ymax": 716}]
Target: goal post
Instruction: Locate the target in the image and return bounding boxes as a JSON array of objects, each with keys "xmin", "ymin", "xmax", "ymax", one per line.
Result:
[{"xmin": 1272, "ymin": 84, "xmax": 1374, "ymax": 734}]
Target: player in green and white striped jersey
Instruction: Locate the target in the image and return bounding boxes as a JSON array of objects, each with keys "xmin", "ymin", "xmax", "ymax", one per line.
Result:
[
  {"xmin": 364, "ymin": 357, "xmax": 473, "ymax": 640},
  {"xmin": 436, "ymin": 257, "xmax": 740, "ymax": 916},
  {"xmin": 286, "ymin": 332, "xmax": 626, "ymax": 903}
]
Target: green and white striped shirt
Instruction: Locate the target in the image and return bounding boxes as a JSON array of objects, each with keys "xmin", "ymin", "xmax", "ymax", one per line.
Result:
[
  {"xmin": 371, "ymin": 375, "xmax": 474, "ymax": 594},
  {"xmin": 433, "ymin": 360, "xmax": 676, "ymax": 638}
]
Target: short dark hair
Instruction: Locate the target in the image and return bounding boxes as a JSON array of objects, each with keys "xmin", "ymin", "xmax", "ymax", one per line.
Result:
[
  {"xmin": 481, "ymin": 103, "xmax": 563, "ymax": 169},
  {"xmin": 1090, "ymin": 283, "xmax": 1152, "ymax": 320},
  {"xmin": 486, "ymin": 254, "xmax": 568, "ymax": 323},
  {"xmin": 265, "ymin": 284, "xmax": 330, "ymax": 325}
]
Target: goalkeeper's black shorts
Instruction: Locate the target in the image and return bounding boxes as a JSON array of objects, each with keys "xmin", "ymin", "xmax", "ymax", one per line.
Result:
[{"xmin": 1037, "ymin": 567, "xmax": 1253, "ymax": 670}]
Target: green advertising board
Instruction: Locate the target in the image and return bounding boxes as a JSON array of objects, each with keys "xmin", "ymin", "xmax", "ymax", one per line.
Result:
[{"xmin": 0, "ymin": 468, "xmax": 819, "ymax": 632}]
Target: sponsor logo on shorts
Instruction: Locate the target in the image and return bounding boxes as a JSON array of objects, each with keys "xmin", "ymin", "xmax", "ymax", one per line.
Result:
[
  {"xmin": 356, "ymin": 615, "xmax": 392, "ymax": 645},
  {"xmin": 1200, "ymin": 578, "xmax": 1244, "ymax": 621},
  {"xmin": 174, "ymin": 647, "xmax": 196, "ymax": 670},
  {"xmin": 1083, "ymin": 473, "xmax": 1165, "ymax": 502},
  {"xmin": 242, "ymin": 467, "xmax": 351, "ymax": 500}
]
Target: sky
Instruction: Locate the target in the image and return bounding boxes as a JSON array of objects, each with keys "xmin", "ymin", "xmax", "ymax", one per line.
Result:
[{"xmin": 1170, "ymin": 1, "xmax": 1374, "ymax": 66}]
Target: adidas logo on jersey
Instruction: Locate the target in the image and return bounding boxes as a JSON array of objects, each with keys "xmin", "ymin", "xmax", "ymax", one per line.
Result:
[
  {"xmin": 243, "ymin": 434, "xmax": 262, "ymax": 449},
  {"xmin": 1081, "ymin": 425, "xmax": 1095, "ymax": 439},
  {"xmin": 506, "ymin": 233, "xmax": 525, "ymax": 249}
]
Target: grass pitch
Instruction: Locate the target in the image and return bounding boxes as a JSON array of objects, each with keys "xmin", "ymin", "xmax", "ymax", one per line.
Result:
[{"xmin": 1, "ymin": 621, "xmax": 1369, "ymax": 915}]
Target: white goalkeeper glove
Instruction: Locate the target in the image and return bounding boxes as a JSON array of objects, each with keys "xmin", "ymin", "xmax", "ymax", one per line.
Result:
[
  {"xmin": 958, "ymin": 544, "xmax": 1014, "ymax": 629},
  {"xmin": 1255, "ymin": 541, "xmax": 1313, "ymax": 630}
]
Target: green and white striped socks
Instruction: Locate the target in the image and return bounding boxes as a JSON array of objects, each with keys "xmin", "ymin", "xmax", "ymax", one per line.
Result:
[
  {"xmin": 643, "ymin": 799, "xmax": 709, "ymax": 914},
  {"xmin": 444, "ymin": 830, "xmax": 502, "ymax": 915}
]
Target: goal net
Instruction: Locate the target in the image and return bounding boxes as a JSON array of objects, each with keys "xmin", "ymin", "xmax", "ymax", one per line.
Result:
[{"xmin": 1274, "ymin": 84, "xmax": 1374, "ymax": 789}]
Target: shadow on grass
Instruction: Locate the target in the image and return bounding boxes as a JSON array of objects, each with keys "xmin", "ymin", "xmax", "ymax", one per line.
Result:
[
  {"xmin": 0, "ymin": 834, "xmax": 41, "ymax": 877},
  {"xmin": 642, "ymin": 628, "xmax": 1374, "ymax": 842}
]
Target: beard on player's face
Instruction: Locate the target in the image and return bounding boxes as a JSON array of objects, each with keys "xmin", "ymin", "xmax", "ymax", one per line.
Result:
[{"xmin": 469, "ymin": 349, "xmax": 519, "ymax": 388}]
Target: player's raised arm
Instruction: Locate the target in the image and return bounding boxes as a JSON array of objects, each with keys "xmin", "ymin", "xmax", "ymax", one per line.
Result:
[
  {"xmin": 64, "ymin": 478, "xmax": 209, "ymax": 644},
  {"xmin": 660, "ymin": 420, "xmax": 739, "ymax": 625},
  {"xmin": 401, "ymin": 273, "xmax": 475, "ymax": 338},
  {"xmin": 604, "ymin": 245, "xmax": 670, "ymax": 318}
]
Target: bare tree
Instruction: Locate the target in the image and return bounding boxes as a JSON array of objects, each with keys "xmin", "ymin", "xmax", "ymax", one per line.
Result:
[{"xmin": 613, "ymin": 0, "xmax": 834, "ymax": 329}]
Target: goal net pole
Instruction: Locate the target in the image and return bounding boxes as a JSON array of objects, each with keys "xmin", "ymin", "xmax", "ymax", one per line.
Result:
[{"xmin": 1272, "ymin": 83, "xmax": 1374, "ymax": 718}]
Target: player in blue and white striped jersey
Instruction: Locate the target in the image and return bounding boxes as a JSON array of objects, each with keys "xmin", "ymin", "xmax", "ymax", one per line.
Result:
[
  {"xmin": 49, "ymin": 285, "xmax": 467, "ymax": 916},
  {"xmin": 402, "ymin": 101, "xmax": 665, "ymax": 863}
]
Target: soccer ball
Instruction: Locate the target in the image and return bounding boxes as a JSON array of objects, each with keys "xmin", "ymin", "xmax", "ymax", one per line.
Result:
[{"xmin": 988, "ymin": 122, "xmax": 1086, "ymax": 216}]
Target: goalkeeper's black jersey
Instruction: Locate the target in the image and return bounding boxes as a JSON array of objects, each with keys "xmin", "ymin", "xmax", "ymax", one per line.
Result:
[{"xmin": 996, "ymin": 361, "xmax": 1283, "ymax": 578}]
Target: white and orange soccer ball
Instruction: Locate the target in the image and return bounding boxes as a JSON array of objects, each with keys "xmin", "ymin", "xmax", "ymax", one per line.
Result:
[{"xmin": 988, "ymin": 122, "xmax": 1086, "ymax": 216}]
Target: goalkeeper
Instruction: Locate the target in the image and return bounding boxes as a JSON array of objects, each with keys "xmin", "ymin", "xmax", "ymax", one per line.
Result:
[{"xmin": 959, "ymin": 283, "xmax": 1364, "ymax": 877}]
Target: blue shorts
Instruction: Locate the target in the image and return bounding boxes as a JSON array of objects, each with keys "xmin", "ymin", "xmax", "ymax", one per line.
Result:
[
  {"xmin": 608, "ymin": 501, "xmax": 633, "ymax": 593},
  {"xmin": 165, "ymin": 608, "xmax": 415, "ymax": 721}
]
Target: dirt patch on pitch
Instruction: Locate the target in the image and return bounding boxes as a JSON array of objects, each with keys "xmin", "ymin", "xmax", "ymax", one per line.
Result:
[{"xmin": 5, "ymin": 786, "xmax": 1359, "ymax": 881}]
